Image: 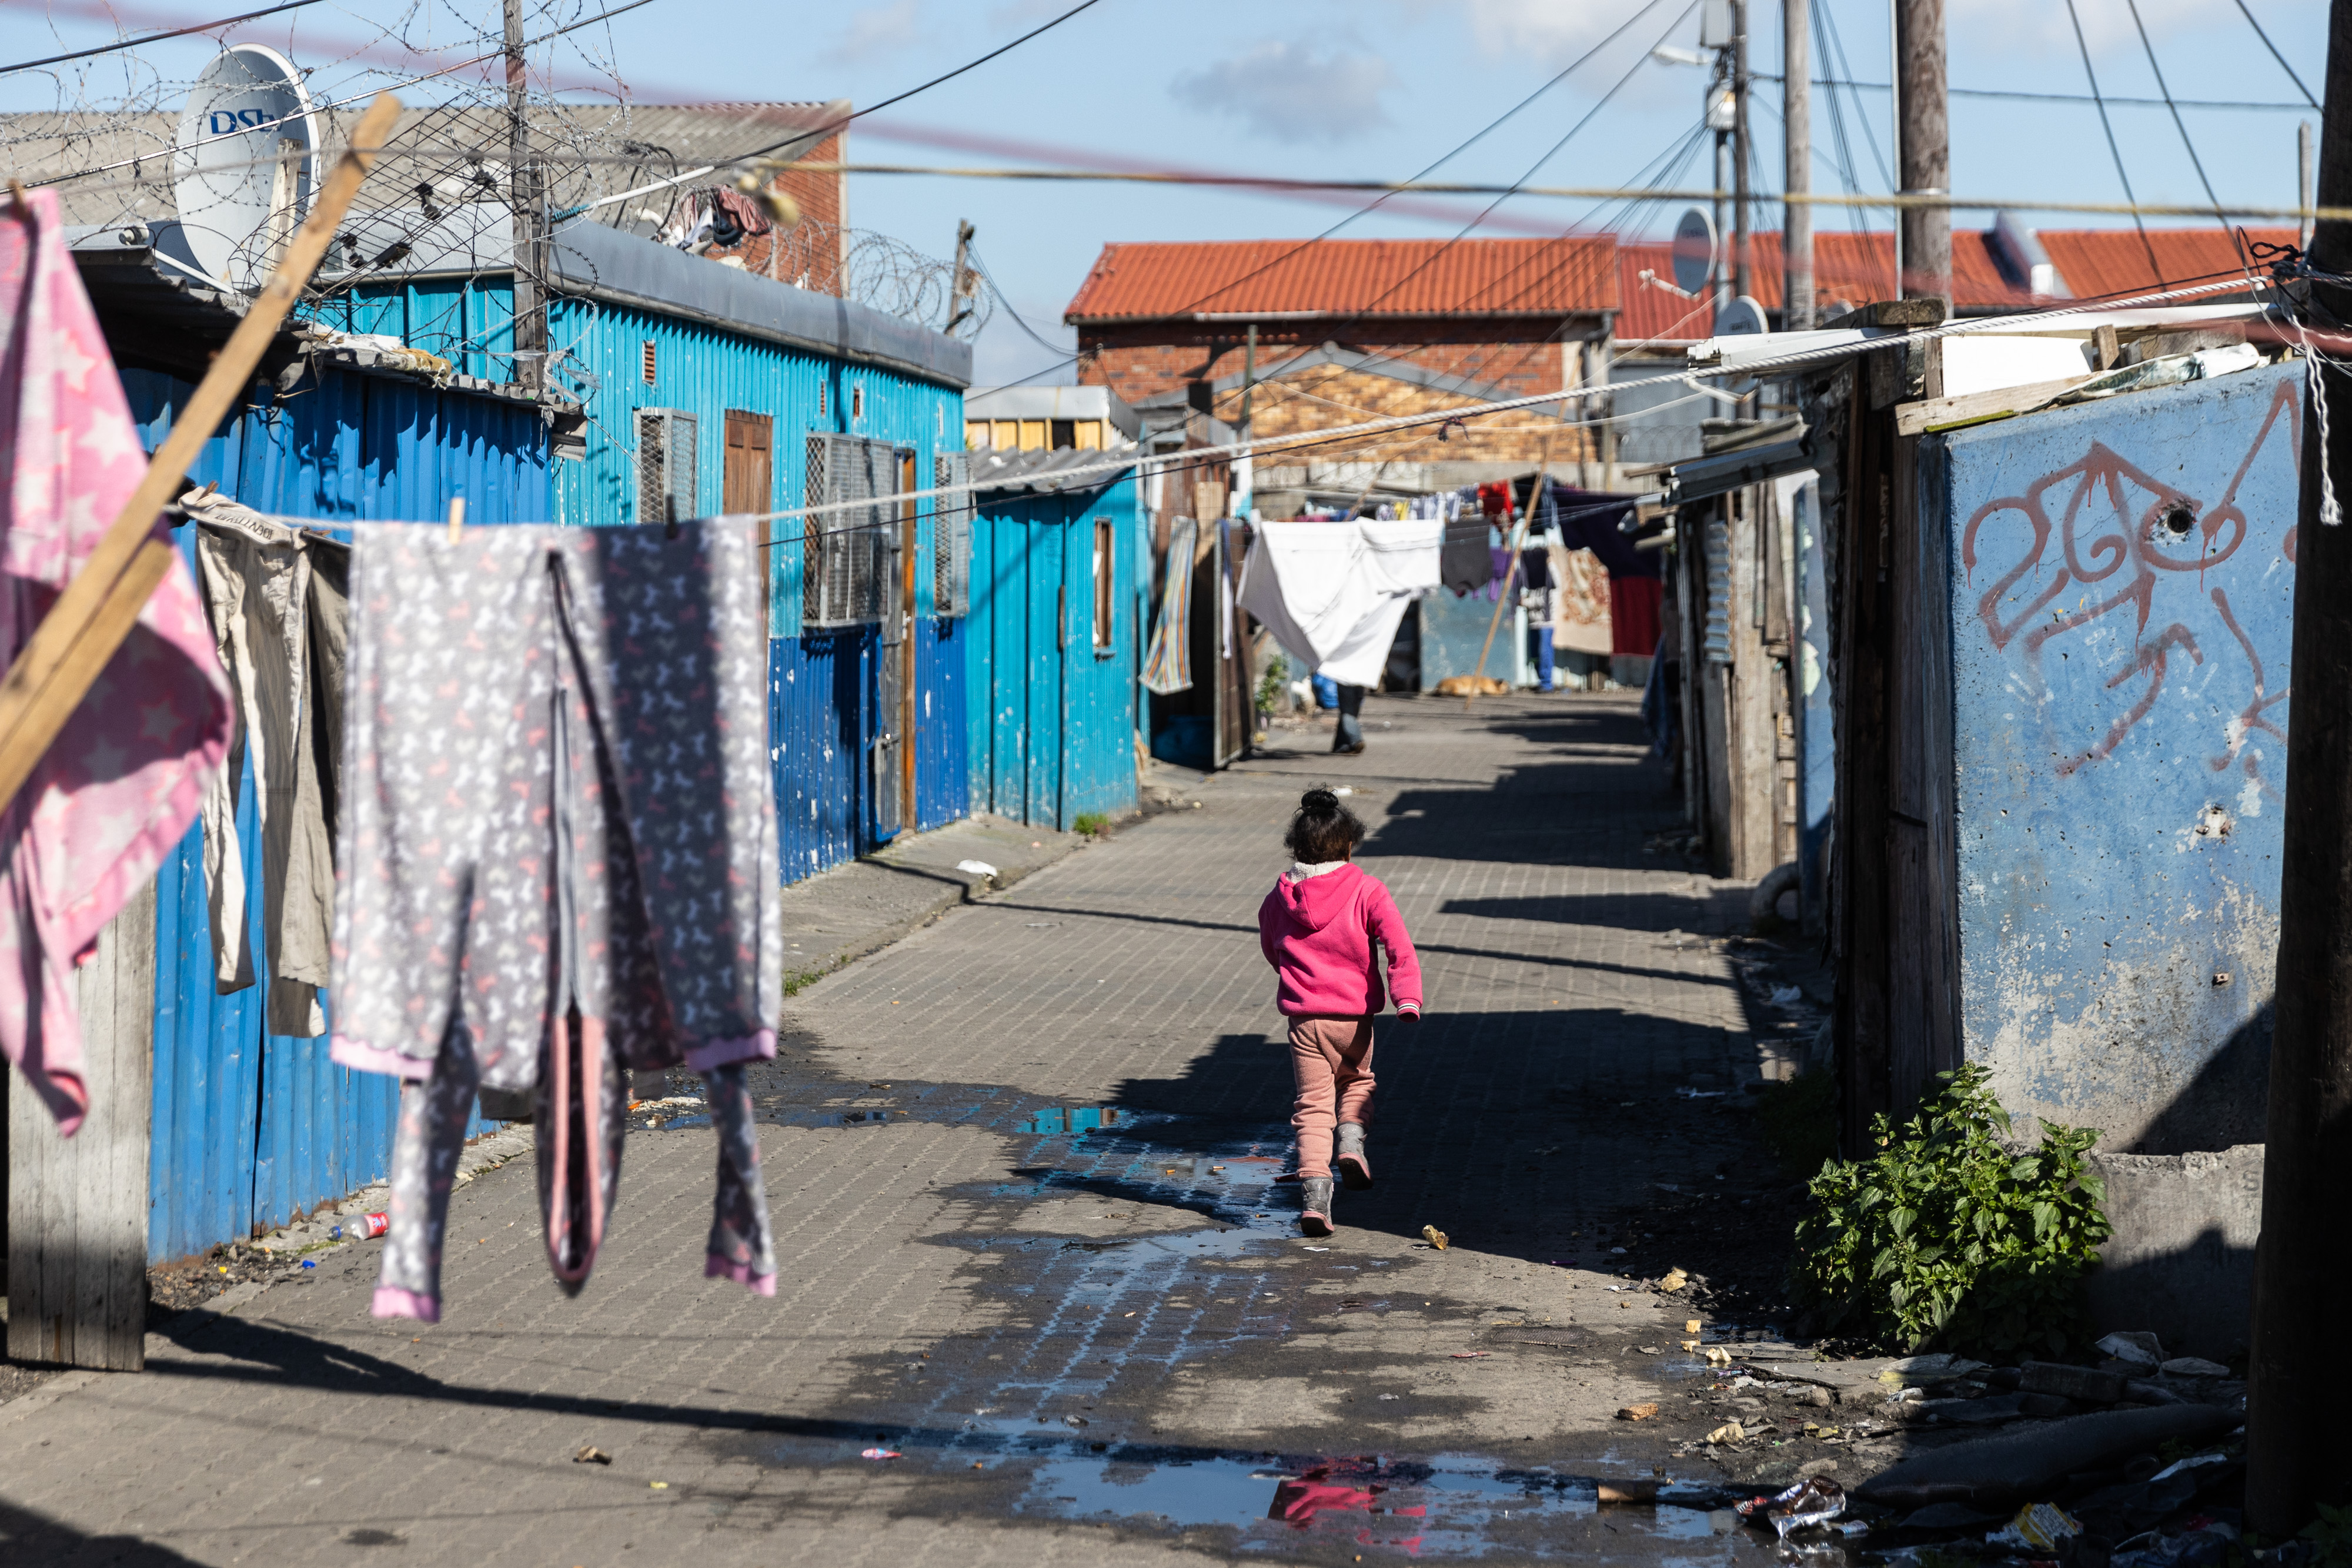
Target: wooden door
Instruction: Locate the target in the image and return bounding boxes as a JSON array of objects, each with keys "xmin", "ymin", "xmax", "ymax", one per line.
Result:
[{"xmin": 724, "ymin": 412, "xmax": 773, "ymax": 634}]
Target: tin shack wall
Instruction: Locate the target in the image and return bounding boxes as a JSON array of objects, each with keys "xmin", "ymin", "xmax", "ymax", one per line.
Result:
[
  {"xmin": 542, "ymin": 293, "xmax": 970, "ymax": 874},
  {"xmin": 1937, "ymin": 360, "xmax": 2300, "ymax": 1155},
  {"xmin": 965, "ymin": 476, "xmax": 1141, "ymax": 828},
  {"xmin": 125, "ymin": 365, "xmax": 547, "ymax": 1262}
]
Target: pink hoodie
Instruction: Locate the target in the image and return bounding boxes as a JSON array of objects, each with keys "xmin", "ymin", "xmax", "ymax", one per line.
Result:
[{"xmin": 1258, "ymin": 863, "xmax": 1424, "ymax": 1018}]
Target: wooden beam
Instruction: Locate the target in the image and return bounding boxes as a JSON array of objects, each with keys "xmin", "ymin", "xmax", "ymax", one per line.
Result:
[
  {"xmin": 0, "ymin": 92, "xmax": 403, "ymax": 820},
  {"xmin": 1893, "ymin": 374, "xmax": 2089, "ymax": 439}
]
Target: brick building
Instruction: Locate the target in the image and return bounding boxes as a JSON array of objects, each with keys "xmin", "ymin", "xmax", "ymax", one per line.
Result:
[{"xmin": 1062, "ymin": 238, "xmax": 1620, "ymax": 504}]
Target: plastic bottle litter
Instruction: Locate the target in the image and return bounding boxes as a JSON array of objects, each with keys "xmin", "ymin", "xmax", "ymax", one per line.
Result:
[
  {"xmin": 1737, "ymin": 1476, "xmax": 1846, "ymax": 1539},
  {"xmin": 860, "ymin": 1448, "xmax": 901, "ymax": 1460},
  {"xmin": 354, "ymin": 1212, "xmax": 390, "ymax": 1240}
]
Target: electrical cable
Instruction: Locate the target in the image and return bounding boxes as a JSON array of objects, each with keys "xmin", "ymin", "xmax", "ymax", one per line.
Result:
[
  {"xmin": 2064, "ymin": 0, "xmax": 2165, "ymax": 287},
  {"xmin": 2231, "ymin": 0, "xmax": 2320, "ymax": 110},
  {"xmin": 563, "ymin": 0, "xmax": 1110, "ymax": 220},
  {"xmin": 0, "ymin": 0, "xmax": 327, "ymax": 75},
  {"xmin": 2126, "ymin": 0, "xmax": 2232, "ymax": 238},
  {"xmin": 976, "ymin": 0, "xmax": 1692, "ymax": 392},
  {"xmin": 1749, "ymin": 74, "xmax": 2306, "ymax": 111}
]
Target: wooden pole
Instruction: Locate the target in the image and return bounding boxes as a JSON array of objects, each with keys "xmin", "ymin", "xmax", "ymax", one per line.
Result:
[
  {"xmin": 0, "ymin": 93, "xmax": 403, "ymax": 821},
  {"xmin": 505, "ymin": 0, "xmax": 544, "ymax": 392},
  {"xmin": 1895, "ymin": 0, "xmax": 1949, "ymax": 303},
  {"xmin": 1466, "ymin": 435, "xmax": 1555, "ymax": 708},
  {"xmin": 1783, "ymin": 0, "xmax": 1815, "ymax": 330},
  {"xmin": 1731, "ymin": 0, "xmax": 1753, "ymax": 303},
  {"xmin": 2247, "ymin": 2, "xmax": 2352, "ymax": 1531}
]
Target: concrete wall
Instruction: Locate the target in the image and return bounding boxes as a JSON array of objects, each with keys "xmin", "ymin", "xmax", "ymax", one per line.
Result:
[
  {"xmin": 1936, "ymin": 362, "xmax": 2301, "ymax": 1153},
  {"xmin": 2084, "ymin": 1145, "xmax": 2261, "ymax": 1361}
]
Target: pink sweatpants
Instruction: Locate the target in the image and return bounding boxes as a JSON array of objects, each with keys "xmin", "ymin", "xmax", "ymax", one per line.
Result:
[{"xmin": 1288, "ymin": 1015, "xmax": 1376, "ymax": 1180}]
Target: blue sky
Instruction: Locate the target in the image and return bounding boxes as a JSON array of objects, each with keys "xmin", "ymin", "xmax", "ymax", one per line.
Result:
[{"xmin": 0, "ymin": 0, "xmax": 2327, "ymax": 383}]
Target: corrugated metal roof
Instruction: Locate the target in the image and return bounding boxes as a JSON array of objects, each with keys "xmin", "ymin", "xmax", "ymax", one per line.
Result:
[
  {"xmin": 2036, "ymin": 227, "xmax": 2292, "ymax": 302},
  {"xmin": 1063, "ymin": 238, "xmax": 1618, "ymax": 323},
  {"xmin": 970, "ymin": 446, "xmax": 1135, "ymax": 493}
]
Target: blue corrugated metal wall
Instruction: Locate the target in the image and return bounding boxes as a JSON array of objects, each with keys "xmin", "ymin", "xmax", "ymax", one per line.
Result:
[
  {"xmin": 126, "ymin": 364, "xmax": 546, "ymax": 1261},
  {"xmin": 963, "ymin": 475, "xmax": 1141, "ymax": 828},
  {"xmin": 537, "ymin": 290, "xmax": 970, "ymax": 869}
]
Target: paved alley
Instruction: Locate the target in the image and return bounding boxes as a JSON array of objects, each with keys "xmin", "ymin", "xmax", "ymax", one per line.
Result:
[{"xmin": 2, "ymin": 692, "xmax": 1818, "ymax": 1565}]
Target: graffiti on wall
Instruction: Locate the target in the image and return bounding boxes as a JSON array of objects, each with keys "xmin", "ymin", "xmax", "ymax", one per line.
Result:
[{"xmin": 1960, "ymin": 377, "xmax": 2299, "ymax": 784}]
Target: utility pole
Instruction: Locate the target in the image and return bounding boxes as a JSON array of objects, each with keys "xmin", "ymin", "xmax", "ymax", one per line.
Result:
[
  {"xmin": 946, "ymin": 219, "xmax": 978, "ymax": 333},
  {"xmin": 1730, "ymin": 0, "xmax": 1752, "ymax": 303},
  {"xmin": 504, "ymin": 0, "xmax": 544, "ymax": 394},
  {"xmin": 1783, "ymin": 0, "xmax": 1813, "ymax": 329},
  {"xmin": 2249, "ymin": 9, "xmax": 2352, "ymax": 1533},
  {"xmin": 1893, "ymin": 0, "xmax": 1948, "ymax": 303}
]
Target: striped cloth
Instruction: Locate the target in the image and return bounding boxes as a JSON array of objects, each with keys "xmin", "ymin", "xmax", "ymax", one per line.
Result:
[{"xmin": 1141, "ymin": 516, "xmax": 1197, "ymax": 695}]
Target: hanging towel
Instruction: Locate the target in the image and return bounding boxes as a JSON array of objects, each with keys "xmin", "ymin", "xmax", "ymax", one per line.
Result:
[
  {"xmin": 1141, "ymin": 517, "xmax": 1197, "ymax": 694},
  {"xmin": 332, "ymin": 518, "xmax": 781, "ymax": 1319},
  {"xmin": 1238, "ymin": 518, "xmax": 1441, "ymax": 690},
  {"xmin": 0, "ymin": 188, "xmax": 231, "ymax": 1135}
]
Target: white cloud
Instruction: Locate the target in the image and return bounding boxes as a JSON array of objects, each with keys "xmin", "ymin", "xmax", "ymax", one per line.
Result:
[
  {"xmin": 825, "ymin": 0, "xmax": 923, "ymax": 65},
  {"xmin": 1441, "ymin": 0, "xmax": 1648, "ymax": 64},
  {"xmin": 1172, "ymin": 39, "xmax": 1396, "ymax": 144},
  {"xmin": 1950, "ymin": 0, "xmax": 2207, "ymax": 54}
]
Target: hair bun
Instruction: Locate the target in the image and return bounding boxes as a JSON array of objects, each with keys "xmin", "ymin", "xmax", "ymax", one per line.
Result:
[{"xmin": 1299, "ymin": 787, "xmax": 1338, "ymax": 810}]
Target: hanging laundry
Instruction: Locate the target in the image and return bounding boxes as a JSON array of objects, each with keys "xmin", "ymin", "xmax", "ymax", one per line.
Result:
[
  {"xmin": 1612, "ymin": 576, "xmax": 1664, "ymax": 658},
  {"xmin": 332, "ymin": 519, "xmax": 782, "ymax": 1320},
  {"xmin": 1141, "ymin": 517, "xmax": 1197, "ymax": 694},
  {"xmin": 186, "ymin": 489, "xmax": 348, "ymax": 1036},
  {"xmin": 1439, "ymin": 517, "xmax": 1492, "ymax": 597},
  {"xmin": 1238, "ymin": 518, "xmax": 1441, "ymax": 689},
  {"xmin": 0, "ymin": 188, "xmax": 231, "ymax": 1134},
  {"xmin": 1547, "ymin": 543, "xmax": 1614, "ymax": 656}
]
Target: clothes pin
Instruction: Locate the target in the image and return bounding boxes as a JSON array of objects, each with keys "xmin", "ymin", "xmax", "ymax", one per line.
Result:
[{"xmin": 446, "ymin": 496, "xmax": 465, "ymax": 544}]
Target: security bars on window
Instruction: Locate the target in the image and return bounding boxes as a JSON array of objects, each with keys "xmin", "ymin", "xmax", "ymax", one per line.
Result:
[
  {"xmin": 803, "ymin": 432, "xmax": 891, "ymax": 628},
  {"xmin": 933, "ymin": 451, "xmax": 972, "ymax": 618}
]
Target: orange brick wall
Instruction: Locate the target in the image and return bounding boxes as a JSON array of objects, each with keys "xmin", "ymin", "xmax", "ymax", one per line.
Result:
[{"xmin": 1074, "ymin": 321, "xmax": 1589, "ymax": 409}]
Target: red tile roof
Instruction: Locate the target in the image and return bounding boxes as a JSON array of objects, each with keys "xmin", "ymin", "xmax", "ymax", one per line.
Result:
[
  {"xmin": 1617, "ymin": 230, "xmax": 2040, "ymax": 346},
  {"xmin": 1063, "ymin": 238, "xmax": 1618, "ymax": 323},
  {"xmin": 2035, "ymin": 227, "xmax": 2294, "ymax": 302}
]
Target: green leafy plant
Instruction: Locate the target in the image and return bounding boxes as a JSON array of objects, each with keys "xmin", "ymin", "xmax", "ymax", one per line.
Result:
[
  {"xmin": 1072, "ymin": 812, "xmax": 1110, "ymax": 837},
  {"xmin": 1791, "ymin": 1063, "xmax": 2109, "ymax": 1356},
  {"xmin": 1254, "ymin": 654, "xmax": 1289, "ymax": 715}
]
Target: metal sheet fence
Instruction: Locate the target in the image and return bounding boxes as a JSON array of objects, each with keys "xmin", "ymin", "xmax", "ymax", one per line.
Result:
[{"xmin": 128, "ymin": 367, "xmax": 546, "ymax": 1261}]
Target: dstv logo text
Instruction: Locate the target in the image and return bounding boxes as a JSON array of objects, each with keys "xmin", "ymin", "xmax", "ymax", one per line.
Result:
[{"xmin": 207, "ymin": 109, "xmax": 280, "ymax": 134}]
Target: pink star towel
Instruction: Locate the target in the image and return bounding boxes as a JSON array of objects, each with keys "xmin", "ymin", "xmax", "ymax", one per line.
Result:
[{"xmin": 0, "ymin": 188, "xmax": 230, "ymax": 1134}]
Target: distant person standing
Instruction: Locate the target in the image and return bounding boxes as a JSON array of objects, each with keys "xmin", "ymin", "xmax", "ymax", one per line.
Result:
[
  {"xmin": 1331, "ymin": 684, "xmax": 1367, "ymax": 754},
  {"xmin": 1257, "ymin": 788, "xmax": 1423, "ymax": 1236}
]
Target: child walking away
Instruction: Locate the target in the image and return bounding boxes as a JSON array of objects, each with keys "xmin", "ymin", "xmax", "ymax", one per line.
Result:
[{"xmin": 1257, "ymin": 787, "xmax": 1423, "ymax": 1237}]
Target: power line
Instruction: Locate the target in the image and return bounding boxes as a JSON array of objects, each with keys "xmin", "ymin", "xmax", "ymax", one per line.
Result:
[
  {"xmin": 567, "ymin": 0, "xmax": 1111, "ymax": 220},
  {"xmin": 1750, "ymin": 73, "xmax": 2307, "ymax": 111},
  {"xmin": 0, "ymin": 0, "xmax": 326, "ymax": 76},
  {"xmin": 2063, "ymin": 0, "xmax": 2164, "ymax": 287},
  {"xmin": 2126, "ymin": 0, "xmax": 2231, "ymax": 239},
  {"xmin": 2232, "ymin": 0, "xmax": 2320, "ymax": 109}
]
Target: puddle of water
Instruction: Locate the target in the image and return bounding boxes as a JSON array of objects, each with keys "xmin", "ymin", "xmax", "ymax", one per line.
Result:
[{"xmin": 1017, "ymin": 1106, "xmax": 1124, "ymax": 1135}]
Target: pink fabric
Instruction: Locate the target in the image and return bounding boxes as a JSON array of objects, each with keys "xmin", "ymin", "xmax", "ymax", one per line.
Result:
[
  {"xmin": 703, "ymin": 1253, "xmax": 777, "ymax": 1295},
  {"xmin": 0, "ymin": 190, "xmax": 230, "ymax": 1135},
  {"xmin": 1289, "ymin": 1015, "xmax": 1375, "ymax": 1181},
  {"xmin": 1257, "ymin": 863, "xmax": 1423, "ymax": 1017},
  {"xmin": 371, "ymin": 1286, "xmax": 440, "ymax": 1324}
]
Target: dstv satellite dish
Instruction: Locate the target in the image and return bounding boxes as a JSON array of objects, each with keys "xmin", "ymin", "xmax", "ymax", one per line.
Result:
[
  {"xmin": 1671, "ymin": 207, "xmax": 1717, "ymax": 298},
  {"xmin": 1716, "ymin": 295, "xmax": 1769, "ymax": 336},
  {"xmin": 172, "ymin": 45, "xmax": 318, "ymax": 293}
]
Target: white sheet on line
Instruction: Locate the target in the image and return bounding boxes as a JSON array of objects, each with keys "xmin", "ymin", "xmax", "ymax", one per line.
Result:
[{"xmin": 1239, "ymin": 519, "xmax": 1442, "ymax": 688}]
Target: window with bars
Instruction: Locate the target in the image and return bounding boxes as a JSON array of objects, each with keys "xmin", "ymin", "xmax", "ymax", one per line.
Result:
[
  {"xmin": 1091, "ymin": 516, "xmax": 1114, "ymax": 650},
  {"xmin": 802, "ymin": 433, "xmax": 891, "ymax": 628},
  {"xmin": 933, "ymin": 452, "xmax": 972, "ymax": 618},
  {"xmin": 636, "ymin": 409, "xmax": 697, "ymax": 529}
]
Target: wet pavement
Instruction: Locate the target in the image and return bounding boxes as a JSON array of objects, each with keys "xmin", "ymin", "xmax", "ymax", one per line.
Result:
[{"xmin": 0, "ymin": 691, "xmax": 1891, "ymax": 1565}]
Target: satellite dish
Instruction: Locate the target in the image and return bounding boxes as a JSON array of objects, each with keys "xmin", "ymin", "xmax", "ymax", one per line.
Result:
[
  {"xmin": 172, "ymin": 45, "xmax": 318, "ymax": 293},
  {"xmin": 1716, "ymin": 295, "xmax": 1769, "ymax": 336},
  {"xmin": 1671, "ymin": 208, "xmax": 1717, "ymax": 298}
]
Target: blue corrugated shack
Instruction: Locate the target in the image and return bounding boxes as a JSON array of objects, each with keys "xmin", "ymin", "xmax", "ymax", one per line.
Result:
[
  {"xmin": 964, "ymin": 447, "xmax": 1145, "ymax": 828},
  {"xmin": 54, "ymin": 229, "xmax": 552, "ymax": 1264},
  {"xmin": 1824, "ymin": 349, "xmax": 2300, "ymax": 1159},
  {"xmin": 316, "ymin": 219, "xmax": 978, "ymax": 875}
]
